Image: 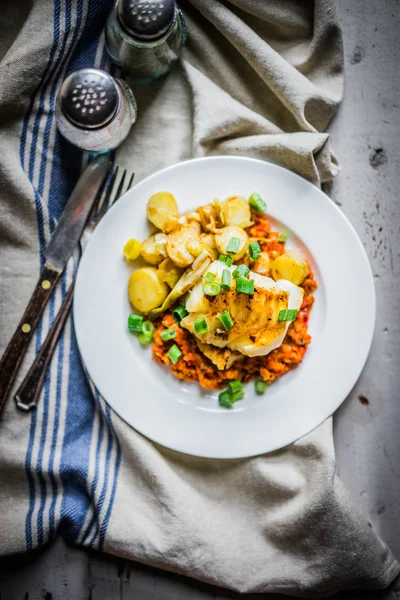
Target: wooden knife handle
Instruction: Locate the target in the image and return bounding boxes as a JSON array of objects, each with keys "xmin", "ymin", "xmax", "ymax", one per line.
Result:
[
  {"xmin": 0, "ymin": 262, "xmax": 62, "ymax": 415},
  {"xmin": 15, "ymin": 282, "xmax": 74, "ymax": 412}
]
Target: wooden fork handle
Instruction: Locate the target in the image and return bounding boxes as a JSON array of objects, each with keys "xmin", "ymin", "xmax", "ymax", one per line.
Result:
[
  {"xmin": 0, "ymin": 262, "xmax": 62, "ymax": 415},
  {"xmin": 15, "ymin": 282, "xmax": 75, "ymax": 412}
]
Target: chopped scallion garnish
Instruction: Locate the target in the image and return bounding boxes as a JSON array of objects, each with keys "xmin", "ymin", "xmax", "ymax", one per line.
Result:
[
  {"xmin": 161, "ymin": 328, "xmax": 176, "ymax": 341},
  {"xmin": 226, "ymin": 237, "xmax": 240, "ymax": 254},
  {"xmin": 194, "ymin": 317, "xmax": 209, "ymax": 334},
  {"xmin": 277, "ymin": 308, "xmax": 298, "ymax": 322},
  {"xmin": 248, "ymin": 242, "xmax": 261, "ymax": 261},
  {"xmin": 218, "ymin": 310, "xmax": 234, "ymax": 330},
  {"xmin": 142, "ymin": 321, "xmax": 154, "ymax": 337},
  {"xmin": 203, "ymin": 282, "xmax": 221, "ymax": 296},
  {"xmin": 168, "ymin": 344, "xmax": 182, "ymax": 364},
  {"xmin": 203, "ymin": 272, "xmax": 216, "ymax": 282},
  {"xmin": 221, "ymin": 269, "xmax": 232, "ymax": 290},
  {"xmin": 218, "ymin": 254, "xmax": 234, "ymax": 267},
  {"xmin": 173, "ymin": 305, "xmax": 188, "ymax": 322},
  {"xmin": 249, "ymin": 192, "xmax": 267, "ymax": 213},
  {"xmin": 139, "ymin": 332, "xmax": 153, "ymax": 345},
  {"xmin": 128, "ymin": 313, "xmax": 144, "ymax": 332},
  {"xmin": 255, "ymin": 379, "xmax": 269, "ymax": 394},
  {"xmin": 218, "ymin": 382, "xmax": 244, "ymax": 409},
  {"xmin": 218, "ymin": 390, "xmax": 233, "ymax": 408},
  {"xmin": 235, "ymin": 276, "xmax": 254, "ymax": 295},
  {"xmin": 229, "ymin": 380, "xmax": 242, "ymax": 393},
  {"xmin": 233, "ymin": 264, "xmax": 250, "ymax": 279},
  {"xmin": 279, "ymin": 233, "xmax": 287, "ymax": 242}
]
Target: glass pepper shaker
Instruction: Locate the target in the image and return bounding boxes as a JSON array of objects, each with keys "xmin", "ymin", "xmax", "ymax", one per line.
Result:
[
  {"xmin": 55, "ymin": 68, "xmax": 137, "ymax": 153},
  {"xmin": 105, "ymin": 0, "xmax": 187, "ymax": 81}
]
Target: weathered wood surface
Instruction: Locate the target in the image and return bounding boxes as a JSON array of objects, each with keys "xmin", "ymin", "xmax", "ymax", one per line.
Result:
[{"xmin": 1, "ymin": 0, "xmax": 400, "ymax": 598}]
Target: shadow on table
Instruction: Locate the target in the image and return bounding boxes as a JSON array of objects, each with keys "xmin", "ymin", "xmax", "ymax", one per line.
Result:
[{"xmin": 0, "ymin": 537, "xmax": 399, "ymax": 600}]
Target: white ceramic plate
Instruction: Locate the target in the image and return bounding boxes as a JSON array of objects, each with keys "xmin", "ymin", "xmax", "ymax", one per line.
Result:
[{"xmin": 74, "ymin": 156, "xmax": 375, "ymax": 458}]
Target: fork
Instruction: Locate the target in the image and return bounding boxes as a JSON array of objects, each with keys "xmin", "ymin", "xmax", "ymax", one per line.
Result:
[{"xmin": 14, "ymin": 167, "xmax": 135, "ymax": 412}]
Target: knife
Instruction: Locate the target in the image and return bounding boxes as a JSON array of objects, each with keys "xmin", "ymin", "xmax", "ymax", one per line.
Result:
[{"xmin": 0, "ymin": 153, "xmax": 111, "ymax": 415}]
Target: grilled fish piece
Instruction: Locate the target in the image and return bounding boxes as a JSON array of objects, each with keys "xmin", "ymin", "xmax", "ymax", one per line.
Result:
[{"xmin": 181, "ymin": 260, "xmax": 304, "ymax": 358}]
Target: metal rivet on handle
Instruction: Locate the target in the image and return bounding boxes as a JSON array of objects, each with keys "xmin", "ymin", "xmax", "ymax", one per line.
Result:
[{"xmin": 21, "ymin": 324, "xmax": 31, "ymax": 334}]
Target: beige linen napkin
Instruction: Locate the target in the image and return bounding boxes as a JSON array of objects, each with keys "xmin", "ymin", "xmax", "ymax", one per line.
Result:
[{"xmin": 0, "ymin": 0, "xmax": 398, "ymax": 596}]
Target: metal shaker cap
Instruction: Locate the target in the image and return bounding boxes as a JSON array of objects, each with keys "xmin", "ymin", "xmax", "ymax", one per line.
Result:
[
  {"xmin": 118, "ymin": 0, "xmax": 176, "ymax": 41},
  {"xmin": 59, "ymin": 69, "xmax": 119, "ymax": 129}
]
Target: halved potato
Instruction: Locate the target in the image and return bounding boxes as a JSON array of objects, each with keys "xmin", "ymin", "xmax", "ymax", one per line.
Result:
[
  {"xmin": 128, "ymin": 267, "xmax": 169, "ymax": 312},
  {"xmin": 146, "ymin": 192, "xmax": 179, "ymax": 233},
  {"xmin": 222, "ymin": 196, "xmax": 252, "ymax": 229},
  {"xmin": 140, "ymin": 233, "xmax": 168, "ymax": 265},
  {"xmin": 270, "ymin": 250, "xmax": 308, "ymax": 285},
  {"xmin": 158, "ymin": 258, "xmax": 184, "ymax": 289},
  {"xmin": 200, "ymin": 233, "xmax": 216, "ymax": 248},
  {"xmin": 214, "ymin": 225, "xmax": 249, "ymax": 260},
  {"xmin": 166, "ymin": 225, "xmax": 201, "ymax": 268}
]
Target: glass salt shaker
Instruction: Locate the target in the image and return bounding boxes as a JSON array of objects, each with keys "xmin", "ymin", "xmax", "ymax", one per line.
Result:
[
  {"xmin": 55, "ymin": 68, "xmax": 137, "ymax": 153},
  {"xmin": 105, "ymin": 0, "xmax": 187, "ymax": 81}
]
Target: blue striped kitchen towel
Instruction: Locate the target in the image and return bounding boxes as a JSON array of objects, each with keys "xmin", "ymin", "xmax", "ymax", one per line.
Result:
[{"xmin": 0, "ymin": 0, "xmax": 398, "ymax": 595}]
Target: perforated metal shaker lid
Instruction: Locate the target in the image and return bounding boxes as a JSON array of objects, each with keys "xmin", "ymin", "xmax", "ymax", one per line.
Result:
[
  {"xmin": 59, "ymin": 69, "xmax": 119, "ymax": 129},
  {"xmin": 117, "ymin": 0, "xmax": 176, "ymax": 41}
]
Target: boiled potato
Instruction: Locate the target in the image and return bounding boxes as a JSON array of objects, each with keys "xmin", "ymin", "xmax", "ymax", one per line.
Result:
[
  {"xmin": 198, "ymin": 203, "xmax": 223, "ymax": 232},
  {"xmin": 147, "ymin": 192, "xmax": 179, "ymax": 233},
  {"xmin": 252, "ymin": 252, "xmax": 270, "ymax": 276},
  {"xmin": 214, "ymin": 225, "xmax": 249, "ymax": 260},
  {"xmin": 140, "ymin": 233, "xmax": 168, "ymax": 265},
  {"xmin": 200, "ymin": 233, "xmax": 216, "ymax": 248},
  {"xmin": 222, "ymin": 196, "xmax": 252, "ymax": 229},
  {"xmin": 166, "ymin": 225, "xmax": 201, "ymax": 268},
  {"xmin": 129, "ymin": 267, "xmax": 169, "ymax": 312},
  {"xmin": 158, "ymin": 258, "xmax": 184, "ymax": 289},
  {"xmin": 270, "ymin": 250, "xmax": 308, "ymax": 285}
]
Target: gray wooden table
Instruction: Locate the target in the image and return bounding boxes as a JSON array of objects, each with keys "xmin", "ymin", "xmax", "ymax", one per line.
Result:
[{"xmin": 1, "ymin": 1, "xmax": 399, "ymax": 598}]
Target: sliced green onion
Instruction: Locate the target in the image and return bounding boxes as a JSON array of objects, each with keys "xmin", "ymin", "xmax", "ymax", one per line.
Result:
[
  {"xmin": 161, "ymin": 328, "xmax": 176, "ymax": 341},
  {"xmin": 229, "ymin": 380, "xmax": 242, "ymax": 393},
  {"xmin": 203, "ymin": 282, "xmax": 221, "ymax": 296},
  {"xmin": 128, "ymin": 313, "xmax": 144, "ymax": 332},
  {"xmin": 173, "ymin": 305, "xmax": 188, "ymax": 323},
  {"xmin": 249, "ymin": 192, "xmax": 267, "ymax": 213},
  {"xmin": 139, "ymin": 332, "xmax": 153, "ymax": 345},
  {"xmin": 203, "ymin": 272, "xmax": 216, "ymax": 282},
  {"xmin": 221, "ymin": 269, "xmax": 232, "ymax": 290},
  {"xmin": 168, "ymin": 344, "xmax": 182, "ymax": 364},
  {"xmin": 218, "ymin": 310, "xmax": 234, "ymax": 330},
  {"xmin": 226, "ymin": 237, "xmax": 240, "ymax": 254},
  {"xmin": 255, "ymin": 379, "xmax": 269, "ymax": 394},
  {"xmin": 277, "ymin": 308, "xmax": 298, "ymax": 322},
  {"xmin": 226, "ymin": 256, "xmax": 233, "ymax": 266},
  {"xmin": 248, "ymin": 241, "xmax": 261, "ymax": 261},
  {"xmin": 220, "ymin": 254, "xmax": 234, "ymax": 267},
  {"xmin": 236, "ymin": 276, "xmax": 254, "ymax": 295},
  {"xmin": 231, "ymin": 389, "xmax": 244, "ymax": 402},
  {"xmin": 194, "ymin": 317, "xmax": 208, "ymax": 334},
  {"xmin": 218, "ymin": 390, "xmax": 233, "ymax": 409},
  {"xmin": 142, "ymin": 321, "xmax": 154, "ymax": 337},
  {"xmin": 279, "ymin": 232, "xmax": 288, "ymax": 242},
  {"xmin": 233, "ymin": 264, "xmax": 250, "ymax": 279}
]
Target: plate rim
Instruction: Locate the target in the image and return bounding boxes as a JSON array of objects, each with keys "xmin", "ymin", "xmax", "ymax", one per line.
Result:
[{"xmin": 73, "ymin": 155, "xmax": 376, "ymax": 458}]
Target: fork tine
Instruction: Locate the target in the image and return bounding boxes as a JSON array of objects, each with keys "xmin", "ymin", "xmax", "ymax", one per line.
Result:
[
  {"xmin": 126, "ymin": 172, "xmax": 135, "ymax": 191},
  {"xmin": 94, "ymin": 165, "xmax": 119, "ymax": 223},
  {"xmin": 87, "ymin": 164, "xmax": 111, "ymax": 223},
  {"xmin": 109, "ymin": 170, "xmax": 135, "ymax": 210},
  {"xmin": 113, "ymin": 169, "xmax": 127, "ymax": 203}
]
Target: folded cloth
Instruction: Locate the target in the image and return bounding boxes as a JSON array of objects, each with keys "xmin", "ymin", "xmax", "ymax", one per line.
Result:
[{"xmin": 0, "ymin": 0, "xmax": 398, "ymax": 596}]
